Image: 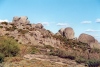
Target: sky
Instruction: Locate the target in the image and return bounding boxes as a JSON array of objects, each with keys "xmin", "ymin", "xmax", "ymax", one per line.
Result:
[{"xmin": 0, "ymin": 0, "xmax": 100, "ymax": 42}]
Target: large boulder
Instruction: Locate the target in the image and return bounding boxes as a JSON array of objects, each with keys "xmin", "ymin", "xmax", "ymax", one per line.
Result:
[
  {"xmin": 78, "ymin": 33, "xmax": 95, "ymax": 44},
  {"xmin": 78, "ymin": 33, "xmax": 100, "ymax": 48},
  {"xmin": 63, "ymin": 27, "xmax": 74, "ymax": 39}
]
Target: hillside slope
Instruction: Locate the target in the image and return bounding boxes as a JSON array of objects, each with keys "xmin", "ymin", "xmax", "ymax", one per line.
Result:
[{"xmin": 0, "ymin": 16, "xmax": 100, "ymax": 67}]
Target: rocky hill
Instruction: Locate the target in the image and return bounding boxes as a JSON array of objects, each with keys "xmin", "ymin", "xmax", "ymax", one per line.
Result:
[
  {"xmin": 0, "ymin": 16, "xmax": 63, "ymax": 49},
  {"xmin": 0, "ymin": 16, "xmax": 100, "ymax": 67}
]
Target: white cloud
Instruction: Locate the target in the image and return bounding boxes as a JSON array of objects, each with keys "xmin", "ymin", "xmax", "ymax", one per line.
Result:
[
  {"xmin": 0, "ymin": 19, "xmax": 9, "ymax": 22},
  {"xmin": 81, "ymin": 21, "xmax": 92, "ymax": 24},
  {"xmin": 96, "ymin": 18, "xmax": 100, "ymax": 23},
  {"xmin": 56, "ymin": 23, "xmax": 69, "ymax": 27},
  {"xmin": 85, "ymin": 29, "xmax": 100, "ymax": 32}
]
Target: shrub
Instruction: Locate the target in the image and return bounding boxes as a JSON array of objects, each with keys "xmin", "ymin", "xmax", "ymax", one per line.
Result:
[
  {"xmin": 0, "ymin": 26, "xmax": 3, "ymax": 28},
  {"xmin": 65, "ymin": 55, "xmax": 76, "ymax": 60},
  {"xmin": 44, "ymin": 45, "xmax": 54, "ymax": 50},
  {"xmin": 5, "ymin": 26, "xmax": 17, "ymax": 31},
  {"xmin": 76, "ymin": 56, "xmax": 100, "ymax": 67},
  {"xmin": 86, "ymin": 59, "xmax": 100, "ymax": 67},
  {"xmin": 53, "ymin": 35, "xmax": 67, "ymax": 42},
  {"xmin": 91, "ymin": 48, "xmax": 100, "ymax": 53},
  {"xmin": 75, "ymin": 57, "xmax": 87, "ymax": 64},
  {"xmin": 0, "ymin": 53, "xmax": 4, "ymax": 63},
  {"xmin": 4, "ymin": 57, "xmax": 23, "ymax": 63},
  {"xmin": 18, "ymin": 29, "xmax": 29, "ymax": 34},
  {"xmin": 53, "ymin": 34, "xmax": 88, "ymax": 51},
  {"xmin": 0, "ymin": 36, "xmax": 20, "ymax": 57},
  {"xmin": 49, "ymin": 49, "xmax": 76, "ymax": 60},
  {"xmin": 1, "ymin": 22, "xmax": 8, "ymax": 25},
  {"xmin": 31, "ymin": 47, "xmax": 39, "ymax": 54},
  {"xmin": 5, "ymin": 33, "xmax": 9, "ymax": 35}
]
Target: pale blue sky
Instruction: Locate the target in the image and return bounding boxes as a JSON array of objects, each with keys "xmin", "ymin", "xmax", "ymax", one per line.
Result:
[{"xmin": 0, "ymin": 0, "xmax": 100, "ymax": 42}]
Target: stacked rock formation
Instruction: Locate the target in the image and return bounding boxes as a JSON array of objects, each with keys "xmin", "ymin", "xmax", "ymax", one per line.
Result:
[
  {"xmin": 57, "ymin": 27, "xmax": 75, "ymax": 39},
  {"xmin": 12, "ymin": 16, "xmax": 30, "ymax": 25},
  {"xmin": 0, "ymin": 16, "xmax": 100, "ymax": 49},
  {"xmin": 0, "ymin": 16, "xmax": 63, "ymax": 49}
]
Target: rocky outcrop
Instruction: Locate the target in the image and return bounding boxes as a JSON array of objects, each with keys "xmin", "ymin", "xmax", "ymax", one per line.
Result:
[
  {"xmin": 13, "ymin": 16, "xmax": 20, "ymax": 21},
  {"xmin": 58, "ymin": 28, "xmax": 64, "ymax": 36},
  {"xmin": 35, "ymin": 23, "xmax": 43, "ymax": 29},
  {"xmin": 63, "ymin": 27, "xmax": 75, "ymax": 39},
  {"xmin": 0, "ymin": 16, "xmax": 100, "ymax": 49},
  {"xmin": 78, "ymin": 33, "xmax": 95, "ymax": 44},
  {"xmin": 12, "ymin": 16, "xmax": 30, "ymax": 25},
  {"xmin": 78, "ymin": 33, "xmax": 100, "ymax": 48},
  {"xmin": 57, "ymin": 27, "xmax": 75, "ymax": 39},
  {"xmin": 55, "ymin": 32, "xmax": 61, "ymax": 36},
  {"xmin": 0, "ymin": 16, "xmax": 63, "ymax": 48}
]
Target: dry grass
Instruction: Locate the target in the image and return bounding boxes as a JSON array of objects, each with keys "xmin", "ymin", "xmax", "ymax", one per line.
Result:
[
  {"xmin": 4, "ymin": 57, "xmax": 23, "ymax": 63},
  {"xmin": 3, "ymin": 58, "xmax": 67, "ymax": 67}
]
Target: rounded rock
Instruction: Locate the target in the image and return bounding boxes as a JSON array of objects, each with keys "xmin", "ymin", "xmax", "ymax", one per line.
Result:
[
  {"xmin": 63, "ymin": 27, "xmax": 74, "ymax": 39},
  {"xmin": 78, "ymin": 33, "xmax": 95, "ymax": 44}
]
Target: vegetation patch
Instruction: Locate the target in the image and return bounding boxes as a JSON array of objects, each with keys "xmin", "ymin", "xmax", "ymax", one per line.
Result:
[
  {"xmin": 0, "ymin": 36, "xmax": 20, "ymax": 63},
  {"xmin": 30, "ymin": 47, "xmax": 40, "ymax": 54},
  {"xmin": 86, "ymin": 59, "xmax": 100, "ymax": 67},
  {"xmin": 1, "ymin": 22, "xmax": 8, "ymax": 25},
  {"xmin": 44, "ymin": 45, "xmax": 54, "ymax": 50},
  {"xmin": 0, "ymin": 26, "xmax": 3, "ymax": 28},
  {"xmin": 53, "ymin": 34, "xmax": 89, "ymax": 51},
  {"xmin": 90, "ymin": 48, "xmax": 100, "ymax": 53},
  {"xmin": 0, "ymin": 36, "xmax": 20, "ymax": 57},
  {"xmin": 49, "ymin": 49, "xmax": 76, "ymax": 60},
  {"xmin": 18, "ymin": 29, "xmax": 29, "ymax": 34},
  {"xmin": 75, "ymin": 56, "xmax": 87, "ymax": 64},
  {"xmin": 0, "ymin": 53, "xmax": 4, "ymax": 63},
  {"xmin": 5, "ymin": 26, "xmax": 17, "ymax": 31}
]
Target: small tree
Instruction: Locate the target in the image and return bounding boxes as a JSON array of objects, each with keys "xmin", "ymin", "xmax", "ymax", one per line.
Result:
[
  {"xmin": 0, "ymin": 37, "xmax": 20, "ymax": 57},
  {"xmin": 0, "ymin": 53, "xmax": 4, "ymax": 63}
]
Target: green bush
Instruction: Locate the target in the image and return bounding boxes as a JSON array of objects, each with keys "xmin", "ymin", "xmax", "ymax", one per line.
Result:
[
  {"xmin": 18, "ymin": 29, "xmax": 29, "ymax": 34},
  {"xmin": 0, "ymin": 36, "xmax": 20, "ymax": 57},
  {"xmin": 44, "ymin": 45, "xmax": 54, "ymax": 50},
  {"xmin": 1, "ymin": 22, "xmax": 8, "ymax": 25},
  {"xmin": 75, "ymin": 57, "xmax": 87, "ymax": 64},
  {"xmin": 86, "ymin": 59, "xmax": 100, "ymax": 67},
  {"xmin": 0, "ymin": 53, "xmax": 4, "ymax": 63},
  {"xmin": 0, "ymin": 26, "xmax": 3, "ymax": 28},
  {"xmin": 50, "ymin": 49, "xmax": 76, "ymax": 60},
  {"xmin": 91, "ymin": 48, "xmax": 100, "ymax": 53},
  {"xmin": 53, "ymin": 35, "xmax": 67, "ymax": 42},
  {"xmin": 31, "ymin": 47, "xmax": 39, "ymax": 54},
  {"xmin": 5, "ymin": 26, "xmax": 17, "ymax": 31},
  {"xmin": 53, "ymin": 34, "xmax": 88, "ymax": 51},
  {"xmin": 76, "ymin": 57, "xmax": 100, "ymax": 67}
]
